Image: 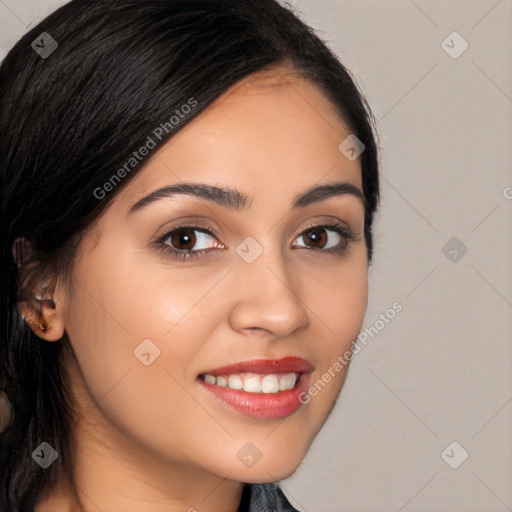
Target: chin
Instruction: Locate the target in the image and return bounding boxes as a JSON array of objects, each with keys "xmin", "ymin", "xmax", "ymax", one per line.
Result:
[{"xmin": 226, "ymin": 448, "xmax": 308, "ymax": 484}]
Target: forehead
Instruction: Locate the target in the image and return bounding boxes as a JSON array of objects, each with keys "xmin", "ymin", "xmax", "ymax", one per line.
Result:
[
  {"xmin": 202, "ymin": 66, "xmax": 350, "ymax": 136},
  {"xmin": 116, "ymin": 66, "xmax": 362, "ymax": 212}
]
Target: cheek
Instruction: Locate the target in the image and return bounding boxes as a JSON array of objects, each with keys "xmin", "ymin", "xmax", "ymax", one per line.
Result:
[
  {"xmin": 62, "ymin": 275, "xmax": 206, "ymax": 462},
  {"xmin": 63, "ymin": 251, "xmax": 216, "ymax": 409},
  {"xmin": 305, "ymin": 254, "xmax": 368, "ymax": 349},
  {"xmin": 299, "ymin": 254, "xmax": 367, "ymax": 409}
]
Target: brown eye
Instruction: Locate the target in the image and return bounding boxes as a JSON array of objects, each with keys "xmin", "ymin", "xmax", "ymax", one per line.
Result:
[
  {"xmin": 303, "ymin": 228, "xmax": 328, "ymax": 249},
  {"xmin": 292, "ymin": 223, "xmax": 353, "ymax": 254},
  {"xmin": 169, "ymin": 228, "xmax": 197, "ymax": 251},
  {"xmin": 157, "ymin": 226, "xmax": 223, "ymax": 261}
]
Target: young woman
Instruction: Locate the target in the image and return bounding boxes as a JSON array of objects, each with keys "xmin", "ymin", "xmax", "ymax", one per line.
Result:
[{"xmin": 0, "ymin": 1, "xmax": 380, "ymax": 510}]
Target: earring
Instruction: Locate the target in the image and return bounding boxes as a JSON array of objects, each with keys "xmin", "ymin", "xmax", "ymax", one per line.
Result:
[{"xmin": 38, "ymin": 320, "xmax": 47, "ymax": 332}]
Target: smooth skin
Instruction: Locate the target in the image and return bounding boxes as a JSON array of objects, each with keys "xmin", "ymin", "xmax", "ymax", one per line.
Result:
[{"xmin": 22, "ymin": 66, "xmax": 368, "ymax": 512}]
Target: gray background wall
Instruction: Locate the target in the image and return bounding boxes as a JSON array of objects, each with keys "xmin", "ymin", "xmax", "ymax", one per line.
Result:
[{"xmin": 1, "ymin": 1, "xmax": 511, "ymax": 511}]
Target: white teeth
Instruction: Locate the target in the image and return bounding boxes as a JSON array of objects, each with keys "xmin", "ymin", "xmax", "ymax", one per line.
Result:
[
  {"xmin": 216, "ymin": 375, "xmax": 227, "ymax": 387},
  {"xmin": 228, "ymin": 374, "xmax": 243, "ymax": 390},
  {"xmin": 204, "ymin": 374, "xmax": 216, "ymax": 385},
  {"xmin": 243, "ymin": 375, "xmax": 262, "ymax": 393},
  {"xmin": 261, "ymin": 374, "xmax": 279, "ymax": 393},
  {"xmin": 279, "ymin": 373, "xmax": 296, "ymax": 391},
  {"xmin": 203, "ymin": 372, "xmax": 298, "ymax": 393}
]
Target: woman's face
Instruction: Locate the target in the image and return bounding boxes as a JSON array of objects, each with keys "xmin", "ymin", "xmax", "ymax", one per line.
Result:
[{"xmin": 57, "ymin": 68, "xmax": 368, "ymax": 484}]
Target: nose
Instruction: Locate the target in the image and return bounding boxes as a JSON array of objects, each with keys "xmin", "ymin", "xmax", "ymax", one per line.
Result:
[{"xmin": 227, "ymin": 243, "xmax": 310, "ymax": 339}]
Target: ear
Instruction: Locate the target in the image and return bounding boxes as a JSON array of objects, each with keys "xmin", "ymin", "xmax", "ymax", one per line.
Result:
[
  {"xmin": 17, "ymin": 293, "xmax": 66, "ymax": 342},
  {"xmin": 13, "ymin": 237, "xmax": 67, "ymax": 342}
]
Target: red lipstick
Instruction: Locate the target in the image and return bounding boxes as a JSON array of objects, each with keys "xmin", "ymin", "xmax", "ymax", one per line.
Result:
[
  {"xmin": 201, "ymin": 356, "xmax": 314, "ymax": 376},
  {"xmin": 197, "ymin": 357, "xmax": 314, "ymax": 419}
]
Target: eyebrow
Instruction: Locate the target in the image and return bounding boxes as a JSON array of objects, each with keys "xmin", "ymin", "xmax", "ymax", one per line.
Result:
[{"xmin": 127, "ymin": 181, "xmax": 366, "ymax": 216}]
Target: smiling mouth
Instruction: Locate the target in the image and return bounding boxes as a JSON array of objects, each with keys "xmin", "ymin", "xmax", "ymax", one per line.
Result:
[
  {"xmin": 196, "ymin": 358, "xmax": 314, "ymax": 419},
  {"xmin": 198, "ymin": 371, "xmax": 300, "ymax": 394}
]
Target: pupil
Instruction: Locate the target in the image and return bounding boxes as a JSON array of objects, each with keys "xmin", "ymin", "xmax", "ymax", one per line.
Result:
[
  {"xmin": 307, "ymin": 229, "xmax": 326, "ymax": 248},
  {"xmin": 173, "ymin": 229, "xmax": 195, "ymax": 249}
]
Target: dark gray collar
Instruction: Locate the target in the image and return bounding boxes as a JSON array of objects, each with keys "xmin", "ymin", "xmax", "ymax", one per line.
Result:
[{"xmin": 237, "ymin": 483, "xmax": 300, "ymax": 512}]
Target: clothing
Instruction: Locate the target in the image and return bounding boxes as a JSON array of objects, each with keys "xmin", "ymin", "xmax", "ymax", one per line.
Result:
[{"xmin": 237, "ymin": 482, "xmax": 300, "ymax": 512}]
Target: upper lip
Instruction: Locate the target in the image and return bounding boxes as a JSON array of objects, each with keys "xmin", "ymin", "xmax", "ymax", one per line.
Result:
[{"xmin": 199, "ymin": 356, "xmax": 315, "ymax": 377}]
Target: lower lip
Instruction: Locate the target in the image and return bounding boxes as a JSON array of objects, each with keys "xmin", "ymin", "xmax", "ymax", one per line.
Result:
[{"xmin": 197, "ymin": 374, "xmax": 310, "ymax": 419}]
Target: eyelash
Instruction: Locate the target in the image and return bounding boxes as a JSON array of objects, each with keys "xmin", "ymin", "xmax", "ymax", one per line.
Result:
[{"xmin": 153, "ymin": 222, "xmax": 357, "ymax": 261}]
